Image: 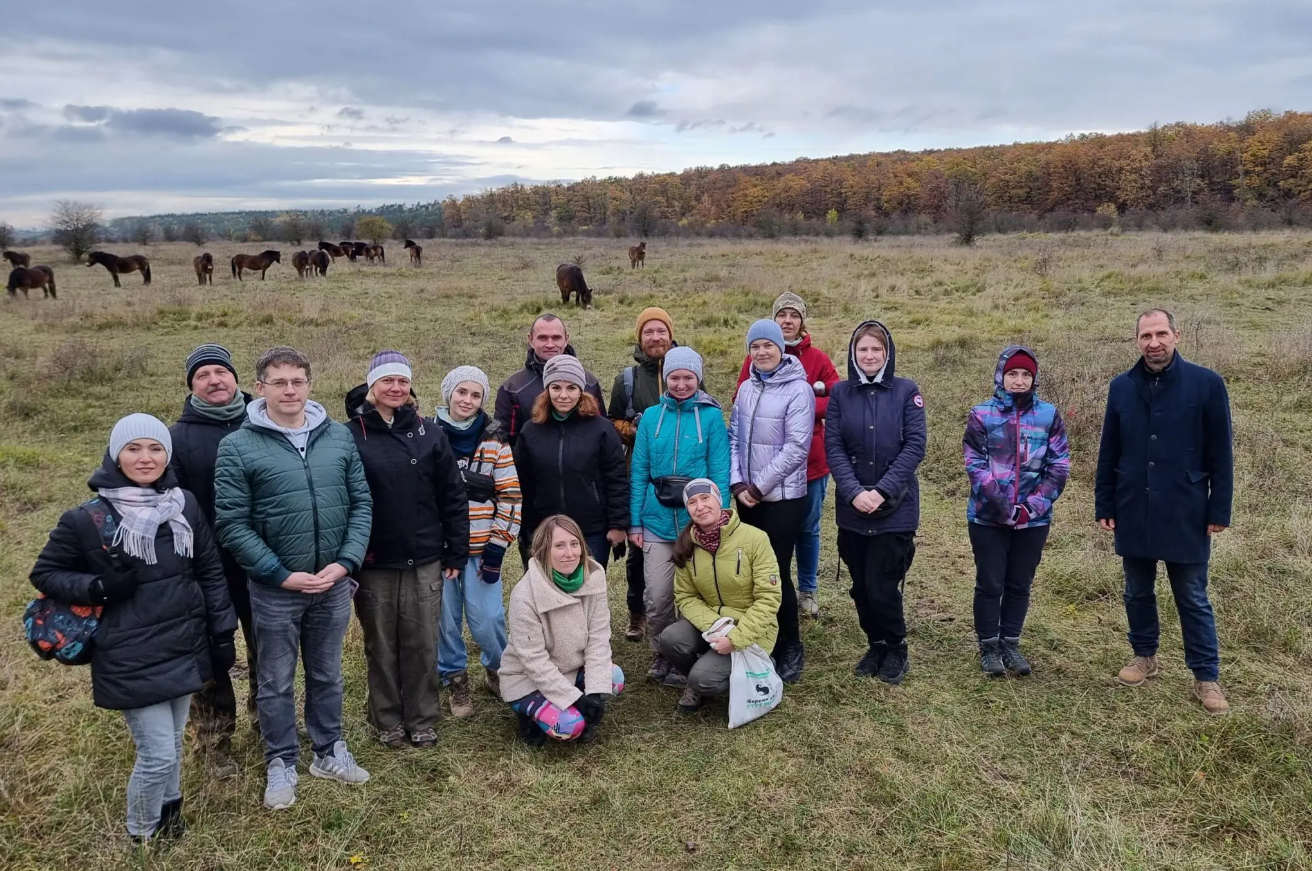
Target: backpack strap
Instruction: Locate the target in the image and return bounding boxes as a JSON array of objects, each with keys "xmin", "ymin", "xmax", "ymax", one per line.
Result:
[
  {"xmin": 623, "ymin": 366, "xmax": 637, "ymax": 420},
  {"xmin": 79, "ymin": 497, "xmax": 125, "ymax": 563}
]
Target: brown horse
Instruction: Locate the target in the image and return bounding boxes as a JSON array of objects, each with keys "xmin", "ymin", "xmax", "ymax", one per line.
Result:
[
  {"xmin": 364, "ymin": 245, "xmax": 385, "ymax": 264},
  {"xmin": 87, "ymin": 251, "xmax": 151, "ymax": 287},
  {"xmin": 292, "ymin": 250, "xmax": 311, "ymax": 278},
  {"xmin": 319, "ymin": 240, "xmax": 349, "ymax": 260},
  {"xmin": 629, "ymin": 241, "xmax": 646, "ymax": 269},
  {"xmin": 193, "ymin": 253, "xmax": 214, "ymax": 285},
  {"xmin": 3, "ymin": 250, "xmax": 31, "ymax": 268},
  {"xmin": 556, "ymin": 263, "xmax": 593, "ymax": 308},
  {"xmin": 7, "ymin": 265, "xmax": 56, "ymax": 299},
  {"xmin": 404, "ymin": 239, "xmax": 422, "ymax": 266},
  {"xmin": 310, "ymin": 249, "xmax": 330, "ymax": 277},
  {"xmin": 351, "ymin": 241, "xmax": 368, "ymax": 261},
  {"xmin": 231, "ymin": 250, "xmax": 281, "ymax": 281}
]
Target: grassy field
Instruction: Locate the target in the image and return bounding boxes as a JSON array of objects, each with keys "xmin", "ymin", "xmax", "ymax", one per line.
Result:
[{"xmin": 1, "ymin": 233, "xmax": 1311, "ymax": 870}]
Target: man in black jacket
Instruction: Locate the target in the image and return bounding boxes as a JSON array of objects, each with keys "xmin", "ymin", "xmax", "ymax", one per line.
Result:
[
  {"xmin": 169, "ymin": 343, "xmax": 254, "ymax": 778},
  {"xmin": 493, "ymin": 313, "xmax": 605, "ymax": 447}
]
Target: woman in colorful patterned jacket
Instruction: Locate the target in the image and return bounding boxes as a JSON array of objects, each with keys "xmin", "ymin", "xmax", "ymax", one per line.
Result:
[
  {"xmin": 434, "ymin": 366, "xmax": 522, "ymax": 719},
  {"xmin": 963, "ymin": 346, "xmax": 1070, "ymax": 677}
]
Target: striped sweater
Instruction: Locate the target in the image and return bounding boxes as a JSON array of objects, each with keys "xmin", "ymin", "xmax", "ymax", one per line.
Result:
[{"xmin": 456, "ymin": 428, "xmax": 523, "ymax": 556}]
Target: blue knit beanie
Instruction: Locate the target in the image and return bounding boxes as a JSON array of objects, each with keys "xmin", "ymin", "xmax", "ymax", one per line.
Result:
[
  {"xmin": 662, "ymin": 346, "xmax": 703, "ymax": 382},
  {"xmin": 367, "ymin": 350, "xmax": 412, "ymax": 388},
  {"xmin": 746, "ymin": 319, "xmax": 785, "ymax": 352}
]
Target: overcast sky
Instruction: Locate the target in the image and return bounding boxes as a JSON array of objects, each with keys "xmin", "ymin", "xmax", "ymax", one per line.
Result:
[{"xmin": 1, "ymin": 0, "xmax": 1308, "ymax": 226}]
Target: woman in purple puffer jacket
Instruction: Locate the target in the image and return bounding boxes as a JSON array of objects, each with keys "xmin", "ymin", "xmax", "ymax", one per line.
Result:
[{"xmin": 728, "ymin": 319, "xmax": 814, "ymax": 684}]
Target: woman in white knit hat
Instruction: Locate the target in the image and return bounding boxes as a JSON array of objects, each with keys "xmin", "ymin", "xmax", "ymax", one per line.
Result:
[{"xmin": 30, "ymin": 413, "xmax": 236, "ymax": 844}]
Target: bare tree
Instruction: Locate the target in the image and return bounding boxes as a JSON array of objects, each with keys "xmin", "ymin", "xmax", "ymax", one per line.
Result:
[
  {"xmin": 948, "ymin": 177, "xmax": 988, "ymax": 246},
  {"xmin": 131, "ymin": 221, "xmax": 154, "ymax": 247},
  {"xmin": 278, "ymin": 212, "xmax": 308, "ymax": 245},
  {"xmin": 0, "ymin": 221, "xmax": 15, "ymax": 249},
  {"xmin": 631, "ymin": 200, "xmax": 658, "ymax": 238},
  {"xmin": 50, "ymin": 200, "xmax": 102, "ymax": 262},
  {"xmin": 305, "ymin": 216, "xmax": 327, "ymax": 241},
  {"xmin": 162, "ymin": 224, "xmax": 178, "ymax": 243},
  {"xmin": 339, "ymin": 219, "xmax": 356, "ymax": 240},
  {"xmin": 182, "ymin": 221, "xmax": 206, "ymax": 246},
  {"xmin": 249, "ymin": 215, "xmax": 276, "ymax": 242}
]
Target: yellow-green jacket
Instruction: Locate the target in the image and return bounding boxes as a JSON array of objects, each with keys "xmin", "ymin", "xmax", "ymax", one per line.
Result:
[{"xmin": 673, "ymin": 511, "xmax": 782, "ymax": 652}]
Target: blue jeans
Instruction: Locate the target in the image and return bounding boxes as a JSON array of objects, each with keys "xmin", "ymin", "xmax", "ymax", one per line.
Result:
[
  {"xmin": 122, "ymin": 694, "xmax": 190, "ymax": 837},
  {"xmin": 249, "ymin": 579, "xmax": 352, "ymax": 765},
  {"xmin": 1122, "ymin": 557, "xmax": 1220, "ymax": 681},
  {"xmin": 438, "ymin": 555, "xmax": 508, "ymax": 680},
  {"xmin": 796, "ymin": 477, "xmax": 828, "ymax": 593}
]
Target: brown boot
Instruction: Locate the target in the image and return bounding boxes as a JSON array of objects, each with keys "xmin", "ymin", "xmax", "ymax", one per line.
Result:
[
  {"xmin": 207, "ymin": 739, "xmax": 240, "ymax": 780},
  {"xmin": 1193, "ymin": 680, "xmax": 1230, "ymax": 715},
  {"xmin": 1116, "ymin": 654, "xmax": 1159, "ymax": 687},
  {"xmin": 484, "ymin": 669, "xmax": 501, "ymax": 698},
  {"xmin": 625, "ymin": 612, "xmax": 646, "ymax": 643},
  {"xmin": 448, "ymin": 674, "xmax": 475, "ymax": 719}
]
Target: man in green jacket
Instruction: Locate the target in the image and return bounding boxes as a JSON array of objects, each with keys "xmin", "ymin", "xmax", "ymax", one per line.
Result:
[{"xmin": 215, "ymin": 346, "xmax": 373, "ymax": 810}]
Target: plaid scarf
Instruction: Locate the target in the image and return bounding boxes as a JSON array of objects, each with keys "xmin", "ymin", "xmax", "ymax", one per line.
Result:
[
  {"xmin": 691, "ymin": 510, "xmax": 733, "ymax": 554},
  {"xmin": 97, "ymin": 486, "xmax": 193, "ymax": 565}
]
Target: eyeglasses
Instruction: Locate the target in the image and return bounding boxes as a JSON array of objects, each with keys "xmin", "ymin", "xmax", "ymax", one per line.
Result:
[{"xmin": 261, "ymin": 379, "xmax": 310, "ymax": 390}]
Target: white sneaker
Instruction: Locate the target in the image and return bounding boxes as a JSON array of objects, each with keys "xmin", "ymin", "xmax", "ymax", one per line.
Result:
[
  {"xmin": 309, "ymin": 741, "xmax": 371, "ymax": 785},
  {"xmin": 264, "ymin": 759, "xmax": 298, "ymax": 810}
]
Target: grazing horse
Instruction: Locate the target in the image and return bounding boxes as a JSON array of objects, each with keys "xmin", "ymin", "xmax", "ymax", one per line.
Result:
[
  {"xmin": 3, "ymin": 250, "xmax": 31, "ymax": 268},
  {"xmin": 404, "ymin": 239, "xmax": 422, "ymax": 266},
  {"xmin": 319, "ymin": 240, "xmax": 349, "ymax": 260},
  {"xmin": 7, "ymin": 265, "xmax": 57, "ymax": 299},
  {"xmin": 231, "ymin": 250, "xmax": 281, "ymax": 281},
  {"xmin": 629, "ymin": 241, "xmax": 646, "ymax": 269},
  {"xmin": 310, "ymin": 249, "xmax": 330, "ymax": 277},
  {"xmin": 193, "ymin": 253, "xmax": 214, "ymax": 285},
  {"xmin": 292, "ymin": 251, "xmax": 311, "ymax": 278},
  {"xmin": 364, "ymin": 244, "xmax": 385, "ymax": 264},
  {"xmin": 87, "ymin": 251, "xmax": 151, "ymax": 287},
  {"xmin": 556, "ymin": 263, "xmax": 593, "ymax": 309}
]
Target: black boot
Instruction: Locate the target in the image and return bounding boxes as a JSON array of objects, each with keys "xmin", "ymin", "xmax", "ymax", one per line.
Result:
[
  {"xmin": 854, "ymin": 643, "xmax": 887, "ymax": 678},
  {"xmin": 775, "ymin": 642, "xmax": 805, "ymax": 684},
  {"xmin": 516, "ymin": 712, "xmax": 547, "ymax": 748},
  {"xmin": 155, "ymin": 797, "xmax": 186, "ymax": 840},
  {"xmin": 1001, "ymin": 637, "xmax": 1032, "ymax": 676},
  {"xmin": 877, "ymin": 644, "xmax": 909, "ymax": 685},
  {"xmin": 979, "ymin": 637, "xmax": 1005, "ymax": 677}
]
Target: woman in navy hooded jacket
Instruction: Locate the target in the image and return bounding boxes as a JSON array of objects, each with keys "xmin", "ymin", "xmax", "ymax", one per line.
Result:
[
  {"xmin": 825, "ymin": 320, "xmax": 926, "ymax": 685},
  {"xmin": 963, "ymin": 346, "xmax": 1069, "ymax": 677}
]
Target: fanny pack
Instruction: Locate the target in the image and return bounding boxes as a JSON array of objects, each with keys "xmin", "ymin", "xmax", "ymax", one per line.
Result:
[
  {"xmin": 461, "ymin": 469, "xmax": 497, "ymax": 503},
  {"xmin": 652, "ymin": 475, "xmax": 695, "ymax": 509}
]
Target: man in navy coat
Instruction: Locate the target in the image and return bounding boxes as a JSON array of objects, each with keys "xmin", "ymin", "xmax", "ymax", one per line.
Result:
[{"xmin": 1095, "ymin": 309, "xmax": 1233, "ymax": 714}]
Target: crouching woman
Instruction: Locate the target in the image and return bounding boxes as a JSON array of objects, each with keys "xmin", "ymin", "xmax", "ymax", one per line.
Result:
[
  {"xmin": 658, "ymin": 479, "xmax": 781, "ymax": 715},
  {"xmin": 499, "ymin": 515, "xmax": 624, "ymax": 745}
]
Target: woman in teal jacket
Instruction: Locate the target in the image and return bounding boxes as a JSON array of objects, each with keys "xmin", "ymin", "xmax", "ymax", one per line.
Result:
[{"xmin": 627, "ymin": 347, "xmax": 731, "ymax": 687}]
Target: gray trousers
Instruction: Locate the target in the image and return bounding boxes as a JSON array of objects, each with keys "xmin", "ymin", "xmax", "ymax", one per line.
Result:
[
  {"xmin": 643, "ymin": 540, "xmax": 678, "ymax": 655},
  {"xmin": 356, "ymin": 563, "xmax": 445, "ymax": 734},
  {"xmin": 658, "ymin": 618, "xmax": 732, "ymax": 697},
  {"xmin": 121, "ymin": 694, "xmax": 190, "ymax": 837}
]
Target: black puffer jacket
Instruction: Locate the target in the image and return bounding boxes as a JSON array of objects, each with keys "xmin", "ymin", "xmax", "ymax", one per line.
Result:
[
  {"xmin": 29, "ymin": 457, "xmax": 236, "ymax": 710},
  {"xmin": 513, "ymin": 408, "xmax": 629, "ymax": 540},
  {"xmin": 345, "ymin": 384, "xmax": 470, "ymax": 571},
  {"xmin": 169, "ymin": 393, "xmax": 252, "ymax": 584}
]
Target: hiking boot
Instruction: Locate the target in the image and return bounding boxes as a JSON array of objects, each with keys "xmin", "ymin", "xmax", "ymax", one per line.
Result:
[
  {"xmin": 155, "ymin": 797, "xmax": 186, "ymax": 840},
  {"xmin": 377, "ymin": 725, "xmax": 408, "ymax": 749},
  {"xmin": 484, "ymin": 669, "xmax": 501, "ymax": 698},
  {"xmin": 662, "ymin": 666, "xmax": 688, "ymax": 688},
  {"xmin": 263, "ymin": 759, "xmax": 297, "ymax": 810},
  {"xmin": 409, "ymin": 729, "xmax": 438, "ymax": 748},
  {"xmin": 775, "ymin": 642, "xmax": 805, "ymax": 684},
  {"xmin": 648, "ymin": 655, "xmax": 672, "ymax": 683},
  {"xmin": 310, "ymin": 741, "xmax": 370, "ymax": 785},
  {"xmin": 677, "ymin": 686, "xmax": 704, "ymax": 714},
  {"xmin": 1001, "ymin": 637, "xmax": 1032, "ymax": 676},
  {"xmin": 625, "ymin": 612, "xmax": 647, "ymax": 642},
  {"xmin": 854, "ymin": 644, "xmax": 887, "ymax": 678},
  {"xmin": 979, "ymin": 637, "xmax": 1005, "ymax": 678},
  {"xmin": 1193, "ymin": 680, "xmax": 1230, "ymax": 715},
  {"xmin": 1116, "ymin": 654, "xmax": 1159, "ymax": 687},
  {"xmin": 877, "ymin": 645, "xmax": 909, "ymax": 685},
  {"xmin": 207, "ymin": 743, "xmax": 240, "ymax": 780},
  {"xmin": 516, "ymin": 712, "xmax": 546, "ymax": 748},
  {"xmin": 448, "ymin": 673, "xmax": 475, "ymax": 719},
  {"xmin": 799, "ymin": 592, "xmax": 820, "ymax": 618}
]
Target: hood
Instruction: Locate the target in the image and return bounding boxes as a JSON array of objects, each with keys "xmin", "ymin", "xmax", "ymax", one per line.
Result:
[
  {"xmin": 88, "ymin": 449, "xmax": 181, "ymax": 493},
  {"xmin": 525, "ymin": 344, "xmax": 580, "ymax": 375},
  {"xmin": 992, "ymin": 345, "xmax": 1040, "ymax": 408},
  {"xmin": 632, "ymin": 339, "xmax": 679, "ymax": 371},
  {"xmin": 846, "ymin": 320, "xmax": 896, "ymax": 386},
  {"xmin": 246, "ymin": 397, "xmax": 329, "ymax": 434},
  {"xmin": 658, "ymin": 389, "xmax": 721, "ymax": 412},
  {"xmin": 176, "ymin": 391, "xmax": 253, "ymax": 425},
  {"xmin": 345, "ymin": 382, "xmax": 420, "ymax": 431},
  {"xmin": 749, "ymin": 353, "xmax": 808, "ymax": 385}
]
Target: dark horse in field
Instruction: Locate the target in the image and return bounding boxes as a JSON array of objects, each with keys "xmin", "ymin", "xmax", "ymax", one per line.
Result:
[
  {"xmin": 404, "ymin": 239, "xmax": 422, "ymax": 266},
  {"xmin": 364, "ymin": 244, "xmax": 385, "ymax": 264},
  {"xmin": 319, "ymin": 240, "xmax": 349, "ymax": 260},
  {"xmin": 350, "ymin": 241, "xmax": 369, "ymax": 261},
  {"xmin": 87, "ymin": 251, "xmax": 151, "ymax": 287},
  {"xmin": 629, "ymin": 241, "xmax": 646, "ymax": 269},
  {"xmin": 310, "ymin": 249, "xmax": 330, "ymax": 276},
  {"xmin": 3, "ymin": 250, "xmax": 31, "ymax": 268},
  {"xmin": 232, "ymin": 250, "xmax": 281, "ymax": 281},
  {"xmin": 7, "ymin": 265, "xmax": 56, "ymax": 299},
  {"xmin": 193, "ymin": 253, "xmax": 214, "ymax": 285},
  {"xmin": 556, "ymin": 263, "xmax": 593, "ymax": 308},
  {"xmin": 292, "ymin": 251, "xmax": 311, "ymax": 278}
]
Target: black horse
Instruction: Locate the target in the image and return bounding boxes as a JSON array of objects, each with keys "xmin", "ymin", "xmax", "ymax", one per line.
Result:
[{"xmin": 87, "ymin": 251, "xmax": 151, "ymax": 287}]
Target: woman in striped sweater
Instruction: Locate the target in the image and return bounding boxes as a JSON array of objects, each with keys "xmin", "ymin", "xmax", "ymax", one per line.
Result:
[{"xmin": 434, "ymin": 366, "xmax": 523, "ymax": 718}]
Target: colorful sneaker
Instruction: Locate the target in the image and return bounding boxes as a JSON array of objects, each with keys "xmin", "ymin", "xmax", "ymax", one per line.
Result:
[{"xmin": 310, "ymin": 741, "xmax": 370, "ymax": 785}]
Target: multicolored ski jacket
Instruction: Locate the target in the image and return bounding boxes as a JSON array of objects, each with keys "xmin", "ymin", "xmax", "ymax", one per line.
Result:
[{"xmin": 963, "ymin": 346, "xmax": 1070, "ymax": 528}]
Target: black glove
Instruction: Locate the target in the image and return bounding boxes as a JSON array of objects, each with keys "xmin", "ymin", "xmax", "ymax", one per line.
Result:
[
  {"xmin": 610, "ymin": 540, "xmax": 627, "ymax": 562},
  {"xmin": 210, "ymin": 630, "xmax": 237, "ymax": 673},
  {"xmin": 480, "ymin": 543, "xmax": 506, "ymax": 585},
  {"xmin": 574, "ymin": 693, "xmax": 607, "ymax": 726},
  {"xmin": 89, "ymin": 561, "xmax": 137, "ymax": 605}
]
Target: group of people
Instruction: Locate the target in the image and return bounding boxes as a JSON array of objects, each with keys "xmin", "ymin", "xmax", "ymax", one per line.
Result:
[{"xmin": 28, "ymin": 293, "xmax": 1235, "ymax": 843}]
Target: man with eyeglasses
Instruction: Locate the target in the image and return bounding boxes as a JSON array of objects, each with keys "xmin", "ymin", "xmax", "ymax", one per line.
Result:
[{"xmin": 215, "ymin": 346, "xmax": 374, "ymax": 809}]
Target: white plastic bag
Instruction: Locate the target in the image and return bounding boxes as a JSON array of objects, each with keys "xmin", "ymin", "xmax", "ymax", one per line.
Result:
[{"xmin": 703, "ymin": 617, "xmax": 783, "ymax": 728}]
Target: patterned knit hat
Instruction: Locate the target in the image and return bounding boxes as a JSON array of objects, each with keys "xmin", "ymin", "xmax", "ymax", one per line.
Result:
[
  {"xmin": 185, "ymin": 343, "xmax": 237, "ymax": 387},
  {"xmin": 746, "ymin": 318, "xmax": 785, "ymax": 352},
  {"xmin": 366, "ymin": 350, "xmax": 412, "ymax": 388},
  {"xmin": 109, "ymin": 413, "xmax": 173, "ymax": 463},
  {"xmin": 636, "ymin": 306, "xmax": 674, "ymax": 341},
  {"xmin": 542, "ymin": 354, "xmax": 586, "ymax": 389},
  {"xmin": 441, "ymin": 365, "xmax": 490, "ymax": 406},
  {"xmin": 662, "ymin": 346, "xmax": 703, "ymax": 382},
  {"xmin": 682, "ymin": 478, "xmax": 723, "ymax": 508},
  {"xmin": 772, "ymin": 292, "xmax": 807, "ymax": 322}
]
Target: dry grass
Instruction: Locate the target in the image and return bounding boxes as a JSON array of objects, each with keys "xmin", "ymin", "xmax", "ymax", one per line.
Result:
[{"xmin": 2, "ymin": 233, "xmax": 1312, "ymax": 870}]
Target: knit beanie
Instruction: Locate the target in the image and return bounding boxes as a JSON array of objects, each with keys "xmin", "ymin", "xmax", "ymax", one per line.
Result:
[
  {"xmin": 1004, "ymin": 350, "xmax": 1038, "ymax": 379},
  {"xmin": 746, "ymin": 318, "xmax": 785, "ymax": 352},
  {"xmin": 366, "ymin": 350, "xmax": 412, "ymax": 388},
  {"xmin": 772, "ymin": 292, "xmax": 807, "ymax": 322},
  {"xmin": 542, "ymin": 354, "xmax": 586, "ymax": 389},
  {"xmin": 662, "ymin": 346, "xmax": 703, "ymax": 382},
  {"xmin": 682, "ymin": 478, "xmax": 723, "ymax": 508},
  {"xmin": 185, "ymin": 343, "xmax": 237, "ymax": 387},
  {"xmin": 441, "ymin": 365, "xmax": 490, "ymax": 406},
  {"xmin": 109, "ymin": 413, "xmax": 173, "ymax": 463},
  {"xmin": 636, "ymin": 306, "xmax": 674, "ymax": 341}
]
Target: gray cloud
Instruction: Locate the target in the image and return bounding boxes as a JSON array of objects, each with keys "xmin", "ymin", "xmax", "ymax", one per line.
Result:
[
  {"xmin": 336, "ymin": 106, "xmax": 365, "ymax": 121},
  {"xmin": 62, "ymin": 104, "xmax": 223, "ymax": 139},
  {"xmin": 626, "ymin": 100, "xmax": 662, "ymax": 118},
  {"xmin": 0, "ymin": 98, "xmax": 38, "ymax": 111}
]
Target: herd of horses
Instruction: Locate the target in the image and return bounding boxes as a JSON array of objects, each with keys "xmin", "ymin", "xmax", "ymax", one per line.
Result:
[{"xmin": 4, "ymin": 250, "xmax": 56, "ymax": 299}]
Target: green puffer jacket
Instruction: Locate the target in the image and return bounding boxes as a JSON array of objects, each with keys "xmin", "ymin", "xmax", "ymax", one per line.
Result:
[
  {"xmin": 214, "ymin": 403, "xmax": 373, "ymax": 587},
  {"xmin": 673, "ymin": 511, "xmax": 782, "ymax": 652}
]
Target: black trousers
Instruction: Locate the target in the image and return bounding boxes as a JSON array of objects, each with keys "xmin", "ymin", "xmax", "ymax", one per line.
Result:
[
  {"xmin": 739, "ymin": 497, "xmax": 807, "ymax": 652},
  {"xmin": 837, "ymin": 529, "xmax": 916, "ymax": 648},
  {"xmin": 192, "ymin": 573, "xmax": 258, "ymax": 747},
  {"xmin": 969, "ymin": 523, "xmax": 1049, "ymax": 640},
  {"xmin": 626, "ymin": 543, "xmax": 645, "ymax": 615}
]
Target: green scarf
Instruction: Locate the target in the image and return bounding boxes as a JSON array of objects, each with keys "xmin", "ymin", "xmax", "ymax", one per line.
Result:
[
  {"xmin": 550, "ymin": 408, "xmax": 574, "ymax": 422},
  {"xmin": 189, "ymin": 391, "xmax": 247, "ymax": 422},
  {"xmin": 551, "ymin": 563, "xmax": 585, "ymax": 594}
]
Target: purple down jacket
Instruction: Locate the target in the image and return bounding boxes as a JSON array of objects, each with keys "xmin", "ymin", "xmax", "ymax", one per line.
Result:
[{"xmin": 728, "ymin": 354, "xmax": 815, "ymax": 501}]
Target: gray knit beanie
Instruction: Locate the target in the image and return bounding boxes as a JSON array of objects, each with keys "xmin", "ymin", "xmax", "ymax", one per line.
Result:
[
  {"xmin": 746, "ymin": 318, "xmax": 785, "ymax": 352},
  {"xmin": 682, "ymin": 478, "xmax": 723, "ymax": 508},
  {"xmin": 109, "ymin": 413, "xmax": 173, "ymax": 463},
  {"xmin": 366, "ymin": 350, "xmax": 412, "ymax": 388},
  {"xmin": 441, "ymin": 365, "xmax": 490, "ymax": 406},
  {"xmin": 662, "ymin": 346, "xmax": 704, "ymax": 382},
  {"xmin": 542, "ymin": 354, "xmax": 586, "ymax": 389}
]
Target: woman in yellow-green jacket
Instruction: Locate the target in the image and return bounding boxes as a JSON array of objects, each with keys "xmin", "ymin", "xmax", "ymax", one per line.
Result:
[{"xmin": 657, "ymin": 479, "xmax": 782, "ymax": 714}]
